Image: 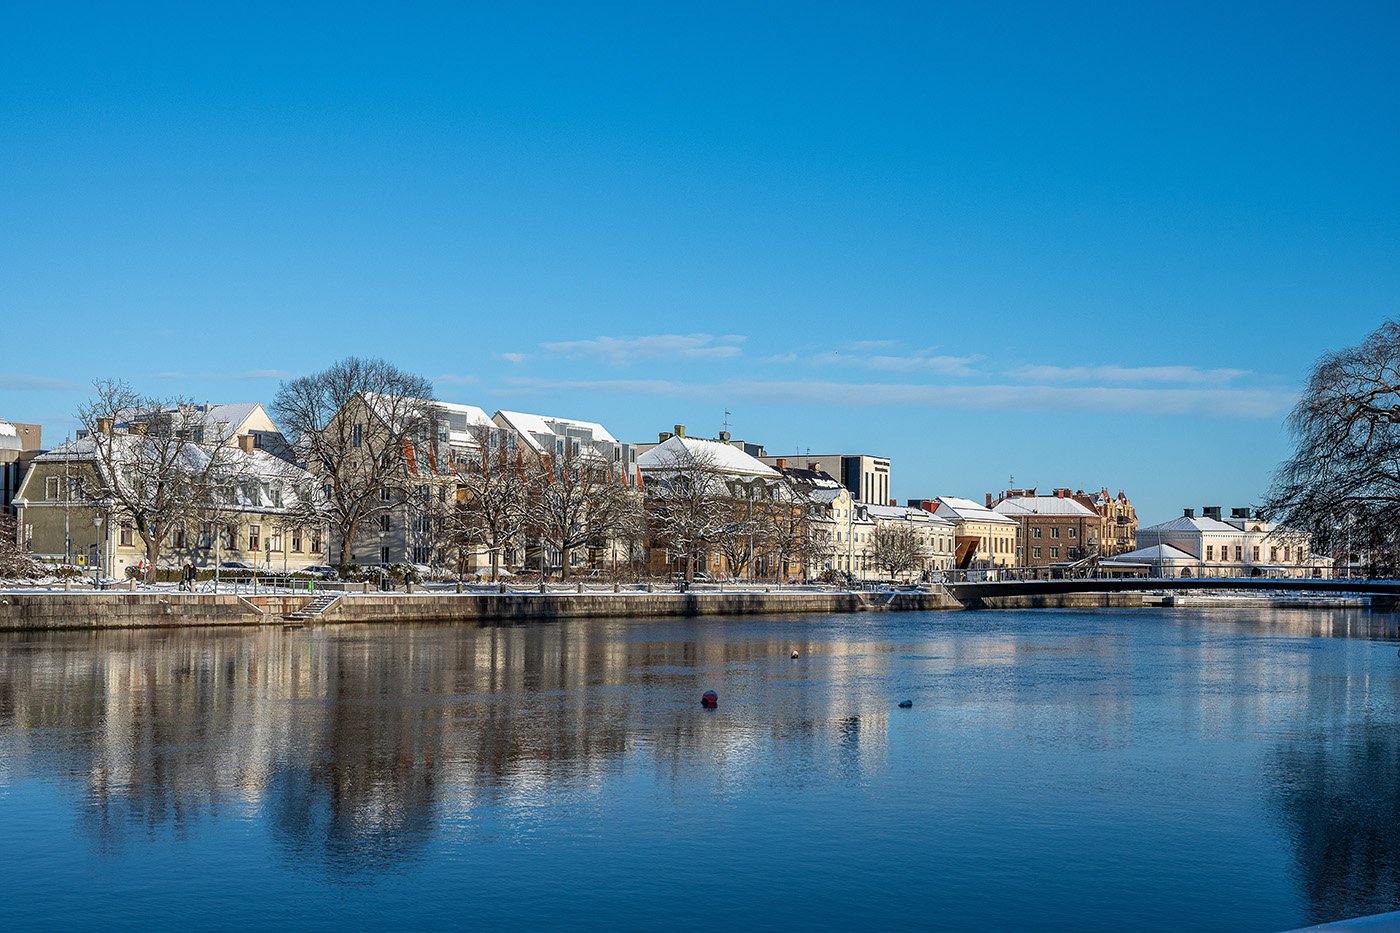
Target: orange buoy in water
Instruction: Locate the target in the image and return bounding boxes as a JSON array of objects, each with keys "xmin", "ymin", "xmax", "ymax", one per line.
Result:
[{"xmin": 701, "ymin": 690, "xmax": 718, "ymax": 708}]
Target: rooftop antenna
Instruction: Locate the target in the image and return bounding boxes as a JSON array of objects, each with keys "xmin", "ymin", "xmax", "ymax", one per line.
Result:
[{"xmin": 722, "ymin": 408, "xmax": 731, "ymax": 434}]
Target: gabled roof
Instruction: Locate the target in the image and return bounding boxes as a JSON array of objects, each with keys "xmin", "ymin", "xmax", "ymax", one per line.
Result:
[
  {"xmin": 637, "ymin": 434, "xmax": 780, "ymax": 478},
  {"xmin": 1139, "ymin": 515, "xmax": 1238, "ymax": 534},
  {"xmin": 1108, "ymin": 543, "xmax": 1198, "ymax": 563},
  {"xmin": 993, "ymin": 496, "xmax": 1097, "ymax": 518},
  {"xmin": 932, "ymin": 496, "xmax": 1018, "ymax": 525}
]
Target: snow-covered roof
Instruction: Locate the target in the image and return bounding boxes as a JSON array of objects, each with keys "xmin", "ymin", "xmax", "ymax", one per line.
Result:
[
  {"xmin": 637, "ymin": 435, "xmax": 780, "ymax": 478},
  {"xmin": 993, "ymin": 496, "xmax": 1097, "ymax": 518},
  {"xmin": 495, "ymin": 410, "xmax": 618, "ymax": 453},
  {"xmin": 865, "ymin": 503, "xmax": 953, "ymax": 525},
  {"xmin": 0, "ymin": 422, "xmax": 16, "ymax": 438},
  {"xmin": 31, "ymin": 434, "xmax": 313, "ymax": 502},
  {"xmin": 1107, "ymin": 543, "xmax": 1198, "ymax": 563},
  {"xmin": 1139, "ymin": 515, "xmax": 1239, "ymax": 534},
  {"xmin": 933, "ymin": 496, "xmax": 1018, "ymax": 525},
  {"xmin": 431, "ymin": 400, "xmax": 494, "ymax": 446}
]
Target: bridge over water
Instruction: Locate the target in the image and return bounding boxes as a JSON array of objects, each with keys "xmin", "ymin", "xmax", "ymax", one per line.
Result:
[{"xmin": 945, "ymin": 576, "xmax": 1400, "ymax": 603}]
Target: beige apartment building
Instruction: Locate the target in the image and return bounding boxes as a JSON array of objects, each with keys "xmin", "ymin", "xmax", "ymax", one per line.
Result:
[
  {"xmin": 15, "ymin": 408, "xmax": 324, "ymax": 578},
  {"xmin": 909, "ymin": 496, "xmax": 1018, "ymax": 571}
]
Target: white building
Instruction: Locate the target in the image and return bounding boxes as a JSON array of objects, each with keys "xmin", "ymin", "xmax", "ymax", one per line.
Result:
[{"xmin": 1128, "ymin": 506, "xmax": 1329, "ymax": 578}]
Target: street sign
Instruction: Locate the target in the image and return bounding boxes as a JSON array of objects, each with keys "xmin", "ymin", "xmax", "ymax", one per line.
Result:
[{"xmin": 76, "ymin": 555, "xmax": 86, "ymax": 566}]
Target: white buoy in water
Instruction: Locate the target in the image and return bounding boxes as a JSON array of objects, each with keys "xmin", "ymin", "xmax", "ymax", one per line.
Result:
[{"xmin": 791, "ymin": 650, "xmax": 800, "ymax": 659}]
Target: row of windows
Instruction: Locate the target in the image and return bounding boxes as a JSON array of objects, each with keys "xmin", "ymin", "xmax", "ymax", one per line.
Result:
[
  {"xmin": 118, "ymin": 522, "xmax": 321, "ymax": 555},
  {"xmin": 1030, "ymin": 526, "xmax": 1078, "ymax": 539},
  {"xmin": 1202, "ymin": 544, "xmax": 1300, "ymax": 563}
]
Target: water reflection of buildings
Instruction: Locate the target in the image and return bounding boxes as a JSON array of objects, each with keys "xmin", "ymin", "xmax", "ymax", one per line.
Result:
[{"xmin": 0, "ymin": 622, "xmax": 898, "ymax": 870}]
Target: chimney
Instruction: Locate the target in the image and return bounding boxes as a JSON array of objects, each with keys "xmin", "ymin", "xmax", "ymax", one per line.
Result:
[
  {"xmin": 659, "ymin": 431, "xmax": 672, "ymax": 443},
  {"xmin": 1054, "ymin": 488, "xmax": 1066, "ymax": 499},
  {"xmin": 807, "ymin": 462, "xmax": 819, "ymax": 473},
  {"xmin": 97, "ymin": 417, "xmax": 113, "ymax": 435},
  {"xmin": 890, "ymin": 499, "xmax": 896, "ymax": 506},
  {"xmin": 674, "ymin": 424, "xmax": 686, "ymax": 437},
  {"xmin": 1231, "ymin": 507, "xmax": 1250, "ymax": 520},
  {"xmin": 1203, "ymin": 505, "xmax": 1222, "ymax": 521},
  {"xmin": 985, "ymin": 493, "xmax": 994, "ymax": 508},
  {"xmin": 775, "ymin": 458, "xmax": 787, "ymax": 469},
  {"xmin": 1183, "ymin": 508, "xmax": 1195, "ymax": 518},
  {"xmin": 718, "ymin": 430, "xmax": 730, "ymax": 443},
  {"xmin": 237, "ymin": 434, "xmax": 255, "ymax": 454}
]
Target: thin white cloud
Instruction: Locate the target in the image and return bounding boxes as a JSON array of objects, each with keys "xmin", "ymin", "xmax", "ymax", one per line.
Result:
[
  {"xmin": 503, "ymin": 377, "xmax": 1294, "ymax": 419},
  {"xmin": 497, "ymin": 352, "xmax": 528, "ymax": 365},
  {"xmin": 1008, "ymin": 364, "xmax": 1250, "ymax": 385},
  {"xmin": 808, "ymin": 349, "xmax": 984, "ymax": 376},
  {"xmin": 539, "ymin": 333, "xmax": 746, "ymax": 364},
  {"xmin": 434, "ymin": 374, "xmax": 480, "ymax": 386}
]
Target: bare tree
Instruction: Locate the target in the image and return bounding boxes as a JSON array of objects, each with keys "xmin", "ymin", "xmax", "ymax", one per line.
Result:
[
  {"xmin": 869, "ymin": 522, "xmax": 928, "ymax": 582},
  {"xmin": 272, "ymin": 357, "xmax": 434, "ymax": 571},
  {"xmin": 643, "ymin": 441, "xmax": 729, "ymax": 583},
  {"xmin": 1265, "ymin": 321, "xmax": 1400, "ymax": 569},
  {"xmin": 0, "ymin": 515, "xmax": 41, "ymax": 579},
  {"xmin": 453, "ymin": 427, "xmax": 531, "ymax": 581},
  {"xmin": 713, "ymin": 484, "xmax": 772, "ymax": 581},
  {"xmin": 526, "ymin": 444, "xmax": 637, "ymax": 580},
  {"xmin": 76, "ymin": 380, "xmax": 245, "ymax": 582}
]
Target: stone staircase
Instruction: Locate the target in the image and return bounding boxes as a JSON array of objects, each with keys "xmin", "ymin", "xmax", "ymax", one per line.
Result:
[{"xmin": 284, "ymin": 593, "xmax": 342, "ymax": 622}]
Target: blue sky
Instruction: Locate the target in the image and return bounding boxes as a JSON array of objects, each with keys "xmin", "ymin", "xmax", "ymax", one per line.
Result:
[{"xmin": 3, "ymin": 2, "xmax": 1397, "ymax": 523}]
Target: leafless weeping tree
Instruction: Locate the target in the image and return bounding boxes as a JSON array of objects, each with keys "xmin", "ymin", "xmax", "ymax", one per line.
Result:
[
  {"xmin": 1265, "ymin": 320, "xmax": 1400, "ymax": 569},
  {"xmin": 869, "ymin": 522, "xmax": 928, "ymax": 582},
  {"xmin": 453, "ymin": 426, "xmax": 531, "ymax": 581},
  {"xmin": 527, "ymin": 444, "xmax": 637, "ymax": 580},
  {"xmin": 76, "ymin": 380, "xmax": 245, "ymax": 582},
  {"xmin": 643, "ymin": 441, "xmax": 729, "ymax": 583},
  {"xmin": 273, "ymin": 358, "xmax": 434, "ymax": 570}
]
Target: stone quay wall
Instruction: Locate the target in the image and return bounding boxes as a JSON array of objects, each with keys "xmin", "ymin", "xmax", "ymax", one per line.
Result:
[{"xmin": 0, "ymin": 589, "xmax": 962, "ymax": 631}]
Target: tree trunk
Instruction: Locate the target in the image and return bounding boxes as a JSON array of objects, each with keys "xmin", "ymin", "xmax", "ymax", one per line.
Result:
[
  {"xmin": 339, "ymin": 517, "xmax": 359, "ymax": 570},
  {"xmin": 141, "ymin": 530, "xmax": 160, "ymax": 583}
]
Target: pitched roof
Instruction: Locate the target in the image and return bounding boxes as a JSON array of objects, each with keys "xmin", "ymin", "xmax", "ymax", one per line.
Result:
[
  {"xmin": 1139, "ymin": 515, "xmax": 1238, "ymax": 534},
  {"xmin": 933, "ymin": 496, "xmax": 1018, "ymax": 525},
  {"xmin": 865, "ymin": 503, "xmax": 953, "ymax": 525},
  {"xmin": 1107, "ymin": 543, "xmax": 1198, "ymax": 563},
  {"xmin": 993, "ymin": 496, "xmax": 1097, "ymax": 518},
  {"xmin": 637, "ymin": 434, "xmax": 779, "ymax": 478},
  {"xmin": 495, "ymin": 410, "xmax": 618, "ymax": 453}
]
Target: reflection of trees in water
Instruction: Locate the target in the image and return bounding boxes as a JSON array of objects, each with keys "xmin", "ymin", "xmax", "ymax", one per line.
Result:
[
  {"xmin": 1273, "ymin": 727, "xmax": 1400, "ymax": 925},
  {"xmin": 0, "ymin": 623, "xmax": 891, "ymax": 871}
]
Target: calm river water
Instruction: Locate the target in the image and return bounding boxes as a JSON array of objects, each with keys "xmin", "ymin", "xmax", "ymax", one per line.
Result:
[{"xmin": 2, "ymin": 608, "xmax": 1399, "ymax": 931}]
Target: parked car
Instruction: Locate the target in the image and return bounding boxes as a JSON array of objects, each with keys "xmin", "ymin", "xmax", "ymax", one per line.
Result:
[
  {"xmin": 294, "ymin": 565, "xmax": 337, "ymax": 579},
  {"xmin": 218, "ymin": 561, "xmax": 253, "ymax": 571}
]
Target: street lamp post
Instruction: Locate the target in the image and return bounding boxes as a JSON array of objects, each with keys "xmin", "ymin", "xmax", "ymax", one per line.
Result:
[
  {"xmin": 92, "ymin": 514, "xmax": 103, "ymax": 588},
  {"xmin": 379, "ymin": 528, "xmax": 387, "ymax": 591}
]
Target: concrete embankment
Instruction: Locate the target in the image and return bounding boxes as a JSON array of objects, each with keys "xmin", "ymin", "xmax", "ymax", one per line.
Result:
[
  {"xmin": 0, "ymin": 589, "xmax": 963, "ymax": 631},
  {"xmin": 962, "ymin": 592, "xmax": 1148, "ymax": 610}
]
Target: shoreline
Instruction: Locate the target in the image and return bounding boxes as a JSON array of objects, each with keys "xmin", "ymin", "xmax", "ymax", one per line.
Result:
[{"xmin": 0, "ymin": 586, "xmax": 1294, "ymax": 631}]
